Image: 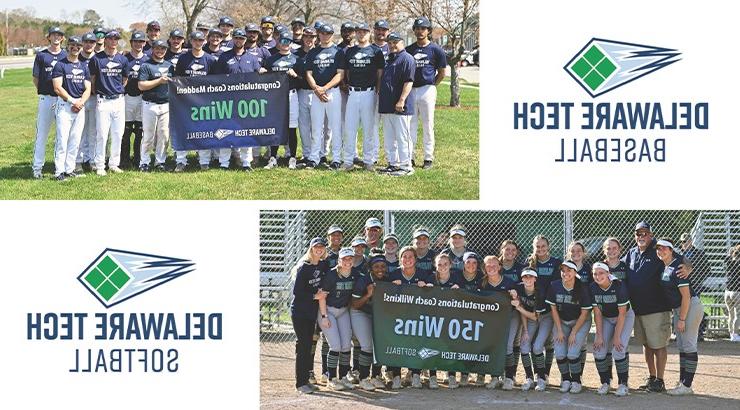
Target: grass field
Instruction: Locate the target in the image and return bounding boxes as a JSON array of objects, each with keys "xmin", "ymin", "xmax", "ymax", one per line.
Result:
[{"xmin": 0, "ymin": 68, "xmax": 479, "ymax": 199}]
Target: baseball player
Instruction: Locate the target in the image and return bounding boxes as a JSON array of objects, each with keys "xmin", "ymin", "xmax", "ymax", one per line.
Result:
[
  {"xmin": 294, "ymin": 27, "xmax": 316, "ymax": 166},
  {"xmin": 260, "ymin": 16, "xmax": 277, "ymax": 48},
  {"xmin": 501, "ymin": 240, "xmax": 525, "ymax": 283},
  {"xmin": 218, "ymin": 16, "xmax": 235, "ymax": 51},
  {"xmin": 406, "ymin": 17, "xmax": 447, "ymax": 169},
  {"xmin": 143, "ymin": 21, "xmax": 161, "ymax": 54},
  {"xmin": 590, "ymin": 262, "xmax": 634, "ymax": 397},
  {"xmin": 341, "ymin": 22, "xmax": 384, "ymax": 171},
  {"xmin": 51, "ymin": 35, "xmax": 90, "ymax": 180},
  {"xmin": 31, "ymin": 26, "xmax": 67, "ymax": 179},
  {"xmin": 318, "ymin": 247, "xmax": 357, "ymax": 391},
  {"xmin": 213, "ymin": 28, "xmax": 263, "ymax": 171},
  {"xmin": 137, "ymin": 40, "xmax": 174, "ymax": 172},
  {"xmin": 337, "ymin": 21, "xmax": 357, "ymax": 164},
  {"xmin": 309, "ymin": 19, "xmax": 332, "ymax": 165},
  {"xmin": 371, "ymin": 20, "xmax": 391, "ymax": 166},
  {"xmin": 304, "ymin": 24, "xmax": 345, "ymax": 169},
  {"xmin": 513, "ymin": 268, "xmax": 544, "ymax": 391},
  {"xmin": 440, "ymin": 225, "xmax": 473, "ymax": 277},
  {"xmin": 205, "ymin": 29, "xmax": 225, "ymax": 57},
  {"xmin": 75, "ymin": 32, "xmax": 99, "ymax": 173},
  {"xmin": 243, "ymin": 22, "xmax": 274, "ymax": 164},
  {"xmin": 175, "ymin": 31, "xmax": 218, "ymax": 170},
  {"xmin": 290, "ymin": 18, "xmax": 305, "ymax": 50},
  {"xmin": 603, "ymin": 238, "xmax": 629, "ymax": 281},
  {"xmin": 196, "ymin": 22, "xmax": 210, "ymax": 37},
  {"xmin": 88, "ymin": 30, "xmax": 129, "ymax": 176},
  {"xmin": 547, "ymin": 260, "xmax": 593, "ymax": 394},
  {"xmin": 120, "ymin": 31, "xmax": 148, "ymax": 170},
  {"xmin": 263, "ymin": 31, "xmax": 300, "ymax": 169},
  {"xmin": 413, "ymin": 228, "xmax": 437, "ymax": 278},
  {"xmin": 163, "ymin": 28, "xmax": 192, "ymax": 172},
  {"xmin": 92, "ymin": 27, "xmax": 106, "ymax": 53},
  {"xmin": 378, "ymin": 32, "xmax": 415, "ymax": 176}
]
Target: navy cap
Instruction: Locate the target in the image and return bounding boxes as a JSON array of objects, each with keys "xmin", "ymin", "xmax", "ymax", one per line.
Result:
[
  {"xmin": 196, "ymin": 22, "xmax": 209, "ymax": 30},
  {"xmin": 152, "ymin": 39, "xmax": 168, "ymax": 48},
  {"xmin": 318, "ymin": 24, "xmax": 334, "ymax": 34},
  {"xmin": 355, "ymin": 22, "xmax": 370, "ymax": 31},
  {"xmin": 338, "ymin": 247, "xmax": 355, "ymax": 259},
  {"xmin": 208, "ymin": 28, "xmax": 223, "ymax": 37},
  {"xmin": 219, "ymin": 16, "xmax": 234, "ymax": 26},
  {"xmin": 130, "ymin": 31, "xmax": 146, "ymax": 41},
  {"xmin": 232, "ymin": 28, "xmax": 247, "ymax": 38},
  {"xmin": 93, "ymin": 27, "xmax": 106, "ymax": 35},
  {"xmin": 341, "ymin": 22, "xmax": 356, "ymax": 32},
  {"xmin": 309, "ymin": 237, "xmax": 328, "ymax": 248},
  {"xmin": 81, "ymin": 32, "xmax": 96, "ymax": 42},
  {"xmin": 48, "ymin": 26, "xmax": 64, "ymax": 36},
  {"xmin": 369, "ymin": 254, "xmax": 387, "ymax": 266},
  {"xmin": 279, "ymin": 31, "xmax": 293, "ymax": 41},
  {"xmin": 413, "ymin": 16, "xmax": 432, "ymax": 29},
  {"xmin": 190, "ymin": 31, "xmax": 205, "ymax": 40},
  {"xmin": 147, "ymin": 21, "xmax": 161, "ymax": 30},
  {"xmin": 67, "ymin": 36, "xmax": 82, "ymax": 45},
  {"xmin": 291, "ymin": 18, "xmax": 306, "ymax": 27},
  {"xmin": 387, "ymin": 32, "xmax": 403, "ymax": 42},
  {"xmin": 244, "ymin": 23, "xmax": 260, "ymax": 33},
  {"xmin": 313, "ymin": 20, "xmax": 324, "ymax": 29},
  {"xmin": 275, "ymin": 24, "xmax": 288, "ymax": 34},
  {"xmin": 635, "ymin": 221, "xmax": 652, "ymax": 232},
  {"xmin": 169, "ymin": 29, "xmax": 185, "ymax": 38},
  {"xmin": 303, "ymin": 27, "xmax": 317, "ymax": 36},
  {"xmin": 374, "ymin": 20, "xmax": 389, "ymax": 29},
  {"xmin": 261, "ymin": 16, "xmax": 275, "ymax": 26},
  {"xmin": 105, "ymin": 30, "xmax": 121, "ymax": 39}
]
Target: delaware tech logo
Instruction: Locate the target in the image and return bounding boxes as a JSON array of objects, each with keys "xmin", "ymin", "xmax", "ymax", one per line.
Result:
[
  {"xmin": 78, "ymin": 248, "xmax": 195, "ymax": 308},
  {"xmin": 564, "ymin": 38, "xmax": 681, "ymax": 97}
]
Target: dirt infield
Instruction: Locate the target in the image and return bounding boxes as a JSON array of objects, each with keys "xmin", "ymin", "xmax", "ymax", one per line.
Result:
[{"xmin": 261, "ymin": 337, "xmax": 740, "ymax": 409}]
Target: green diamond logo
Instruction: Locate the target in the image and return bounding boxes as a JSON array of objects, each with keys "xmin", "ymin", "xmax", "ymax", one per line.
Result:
[
  {"xmin": 568, "ymin": 44, "xmax": 618, "ymax": 92},
  {"xmin": 83, "ymin": 255, "xmax": 131, "ymax": 301}
]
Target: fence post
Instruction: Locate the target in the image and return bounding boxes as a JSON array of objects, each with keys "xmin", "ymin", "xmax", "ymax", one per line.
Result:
[
  {"xmin": 564, "ymin": 210, "xmax": 574, "ymax": 248},
  {"xmin": 384, "ymin": 210, "xmax": 393, "ymax": 234}
]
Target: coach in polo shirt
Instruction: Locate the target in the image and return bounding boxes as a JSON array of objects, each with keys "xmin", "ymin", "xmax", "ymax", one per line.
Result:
[{"xmin": 623, "ymin": 221, "xmax": 692, "ymax": 393}]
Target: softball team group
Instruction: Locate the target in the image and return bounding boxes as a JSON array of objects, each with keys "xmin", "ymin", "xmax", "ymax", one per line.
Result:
[{"xmin": 290, "ymin": 219, "xmax": 704, "ymax": 397}]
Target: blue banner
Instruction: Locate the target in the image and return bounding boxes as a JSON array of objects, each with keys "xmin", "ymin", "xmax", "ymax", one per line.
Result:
[{"xmin": 168, "ymin": 72, "xmax": 288, "ymax": 150}]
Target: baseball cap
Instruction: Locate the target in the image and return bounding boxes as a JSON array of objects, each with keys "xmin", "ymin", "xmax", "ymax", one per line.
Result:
[
  {"xmin": 291, "ymin": 18, "xmax": 306, "ymax": 27},
  {"xmin": 208, "ymin": 28, "xmax": 223, "ymax": 37},
  {"xmin": 383, "ymin": 234, "xmax": 399, "ymax": 244},
  {"xmin": 521, "ymin": 268, "xmax": 538, "ymax": 278},
  {"xmin": 341, "ymin": 22, "xmax": 356, "ymax": 32},
  {"xmin": 244, "ymin": 23, "xmax": 260, "ymax": 33},
  {"xmin": 278, "ymin": 31, "xmax": 293, "ymax": 42},
  {"xmin": 592, "ymin": 262, "xmax": 610, "ymax": 273},
  {"xmin": 413, "ymin": 16, "xmax": 432, "ymax": 29},
  {"xmin": 463, "ymin": 251, "xmax": 478, "ymax": 262},
  {"xmin": 313, "ymin": 21, "xmax": 324, "ymax": 30},
  {"xmin": 81, "ymin": 32, "xmax": 97, "ymax": 42},
  {"xmin": 369, "ymin": 254, "xmax": 387, "ymax": 266},
  {"xmin": 351, "ymin": 237, "xmax": 368, "ymax": 247},
  {"xmin": 680, "ymin": 232, "xmax": 691, "ymax": 242},
  {"xmin": 374, "ymin": 20, "xmax": 389, "ymax": 30},
  {"xmin": 656, "ymin": 239, "xmax": 674, "ymax": 250},
  {"xmin": 130, "ymin": 31, "xmax": 146, "ymax": 41},
  {"xmin": 560, "ymin": 260, "xmax": 578, "ymax": 271},
  {"xmin": 365, "ymin": 217, "xmax": 382, "ymax": 229},
  {"xmin": 355, "ymin": 22, "xmax": 370, "ymax": 31},
  {"xmin": 196, "ymin": 22, "xmax": 209, "ymax": 30},
  {"xmin": 275, "ymin": 24, "xmax": 289, "ymax": 34},
  {"xmin": 302, "ymin": 27, "xmax": 317, "ymax": 36},
  {"xmin": 309, "ymin": 236, "xmax": 328, "ymax": 248},
  {"xmin": 169, "ymin": 29, "xmax": 185, "ymax": 39},
  {"xmin": 387, "ymin": 32, "xmax": 403, "ymax": 42},
  {"xmin": 232, "ymin": 28, "xmax": 247, "ymax": 38},
  {"xmin": 327, "ymin": 225, "xmax": 344, "ymax": 235},
  {"xmin": 151, "ymin": 39, "xmax": 168, "ymax": 48},
  {"xmin": 93, "ymin": 27, "xmax": 106, "ymax": 36},
  {"xmin": 47, "ymin": 26, "xmax": 64, "ymax": 36},
  {"xmin": 190, "ymin": 31, "xmax": 206, "ymax": 40},
  {"xmin": 318, "ymin": 24, "xmax": 334, "ymax": 34},
  {"xmin": 634, "ymin": 221, "xmax": 651, "ymax": 232},
  {"xmin": 219, "ymin": 16, "xmax": 235, "ymax": 27},
  {"xmin": 413, "ymin": 228, "xmax": 430, "ymax": 239},
  {"xmin": 449, "ymin": 227, "xmax": 466, "ymax": 237},
  {"xmin": 105, "ymin": 31, "xmax": 122, "ymax": 39},
  {"xmin": 67, "ymin": 36, "xmax": 82, "ymax": 45},
  {"xmin": 147, "ymin": 21, "xmax": 161, "ymax": 30},
  {"xmin": 338, "ymin": 247, "xmax": 355, "ymax": 258},
  {"xmin": 261, "ymin": 16, "xmax": 275, "ymax": 27}
]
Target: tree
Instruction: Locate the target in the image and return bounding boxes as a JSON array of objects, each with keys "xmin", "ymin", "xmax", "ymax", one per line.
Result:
[
  {"xmin": 435, "ymin": 0, "xmax": 478, "ymax": 107},
  {"xmin": 82, "ymin": 9, "xmax": 103, "ymax": 27}
]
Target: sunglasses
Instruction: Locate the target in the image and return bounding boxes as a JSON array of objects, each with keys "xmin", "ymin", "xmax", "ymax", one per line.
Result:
[
  {"xmin": 95, "ymin": 33, "xmax": 105, "ymax": 39},
  {"xmin": 279, "ymin": 39, "xmax": 292, "ymax": 45},
  {"xmin": 634, "ymin": 231, "xmax": 650, "ymax": 237}
]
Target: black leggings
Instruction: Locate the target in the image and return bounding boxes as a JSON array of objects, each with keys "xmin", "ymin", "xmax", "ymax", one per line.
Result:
[
  {"xmin": 292, "ymin": 315, "xmax": 316, "ymax": 388},
  {"xmin": 270, "ymin": 128, "xmax": 298, "ymax": 158}
]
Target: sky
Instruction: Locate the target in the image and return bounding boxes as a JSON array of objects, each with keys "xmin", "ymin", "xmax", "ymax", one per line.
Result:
[{"xmin": 4, "ymin": 0, "xmax": 158, "ymax": 29}]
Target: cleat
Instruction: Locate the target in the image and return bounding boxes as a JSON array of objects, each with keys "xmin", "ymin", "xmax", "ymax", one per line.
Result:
[
  {"xmin": 666, "ymin": 382, "xmax": 693, "ymax": 396},
  {"xmin": 340, "ymin": 376, "xmax": 355, "ymax": 390},
  {"xmin": 647, "ymin": 378, "xmax": 665, "ymax": 393},
  {"xmin": 364, "ymin": 163, "xmax": 374, "ymax": 171},
  {"xmin": 422, "ymin": 160, "xmax": 433, "ymax": 169},
  {"xmin": 371, "ymin": 376, "xmax": 386, "ymax": 389},
  {"xmin": 139, "ymin": 164, "xmax": 150, "ymax": 172},
  {"xmin": 358, "ymin": 378, "xmax": 376, "ymax": 391},
  {"xmin": 448, "ymin": 375, "xmax": 459, "ymax": 389},
  {"xmin": 296, "ymin": 385, "xmax": 314, "ymax": 394},
  {"xmin": 305, "ymin": 160, "xmax": 316, "ymax": 169},
  {"xmin": 265, "ymin": 156, "xmax": 278, "ymax": 169},
  {"xmin": 288, "ymin": 157, "xmax": 297, "ymax": 169},
  {"xmin": 55, "ymin": 173, "xmax": 66, "ymax": 181},
  {"xmin": 639, "ymin": 376, "xmax": 655, "ymax": 390},
  {"xmin": 535, "ymin": 378, "xmax": 547, "ymax": 392},
  {"xmin": 174, "ymin": 163, "xmax": 186, "ymax": 172},
  {"xmin": 615, "ymin": 383, "xmax": 629, "ymax": 396},
  {"xmin": 560, "ymin": 380, "xmax": 571, "ymax": 393},
  {"xmin": 353, "ymin": 157, "xmax": 363, "ymax": 165},
  {"xmin": 389, "ymin": 168, "xmax": 414, "ymax": 177},
  {"xmin": 308, "ymin": 371, "xmax": 316, "ymax": 385},
  {"xmin": 96, "ymin": 169, "xmax": 107, "ymax": 176},
  {"xmin": 154, "ymin": 164, "xmax": 166, "ymax": 172},
  {"xmin": 428, "ymin": 375, "xmax": 439, "ymax": 389},
  {"xmin": 340, "ymin": 163, "xmax": 353, "ymax": 171},
  {"xmin": 597, "ymin": 382, "xmax": 610, "ymax": 395},
  {"xmin": 243, "ymin": 165, "xmax": 253, "ymax": 172},
  {"xmin": 33, "ymin": 171, "xmax": 43, "ymax": 179},
  {"xmin": 329, "ymin": 161, "xmax": 340, "ymax": 170},
  {"xmin": 328, "ymin": 377, "xmax": 346, "ymax": 391},
  {"xmin": 521, "ymin": 378, "xmax": 534, "ymax": 391},
  {"xmin": 485, "ymin": 377, "xmax": 500, "ymax": 389},
  {"xmin": 65, "ymin": 172, "xmax": 85, "ymax": 178},
  {"xmin": 346, "ymin": 370, "xmax": 360, "ymax": 384},
  {"xmin": 74, "ymin": 163, "xmax": 83, "ymax": 173},
  {"xmin": 320, "ymin": 373, "xmax": 330, "ymax": 385},
  {"xmin": 391, "ymin": 376, "xmax": 402, "ymax": 390},
  {"xmin": 459, "ymin": 375, "xmax": 469, "ymax": 387},
  {"xmin": 307, "ymin": 383, "xmax": 320, "ymax": 392},
  {"xmin": 569, "ymin": 382, "xmax": 582, "ymax": 394},
  {"xmin": 200, "ymin": 164, "xmax": 209, "ymax": 171},
  {"xmin": 108, "ymin": 166, "xmax": 123, "ymax": 173},
  {"xmin": 502, "ymin": 377, "xmax": 514, "ymax": 390},
  {"xmin": 411, "ymin": 374, "xmax": 422, "ymax": 388}
]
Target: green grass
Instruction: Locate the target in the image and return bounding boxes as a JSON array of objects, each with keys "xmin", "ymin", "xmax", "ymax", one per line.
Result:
[{"xmin": 0, "ymin": 68, "xmax": 479, "ymax": 199}]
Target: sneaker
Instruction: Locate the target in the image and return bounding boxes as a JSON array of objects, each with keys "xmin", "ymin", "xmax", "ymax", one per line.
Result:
[
  {"xmin": 139, "ymin": 164, "xmax": 150, "ymax": 172},
  {"xmin": 364, "ymin": 163, "xmax": 374, "ymax": 171},
  {"xmin": 534, "ymin": 378, "xmax": 547, "ymax": 392},
  {"xmin": 82, "ymin": 162, "xmax": 93, "ymax": 172},
  {"xmin": 305, "ymin": 161, "xmax": 316, "ymax": 169},
  {"xmin": 615, "ymin": 383, "xmax": 629, "ymax": 396},
  {"xmin": 154, "ymin": 164, "xmax": 166, "ymax": 172},
  {"xmin": 476, "ymin": 374, "xmax": 486, "ymax": 386},
  {"xmin": 371, "ymin": 376, "xmax": 386, "ymax": 389},
  {"xmin": 340, "ymin": 376, "xmax": 355, "ymax": 390},
  {"xmin": 429, "ymin": 375, "xmax": 439, "ymax": 389},
  {"xmin": 320, "ymin": 373, "xmax": 330, "ymax": 385},
  {"xmin": 448, "ymin": 375, "xmax": 459, "ymax": 389},
  {"xmin": 329, "ymin": 161, "xmax": 340, "ymax": 170},
  {"xmin": 353, "ymin": 157, "xmax": 363, "ymax": 165},
  {"xmin": 459, "ymin": 375, "xmax": 469, "ymax": 387},
  {"xmin": 422, "ymin": 160, "xmax": 433, "ymax": 169},
  {"xmin": 308, "ymin": 383, "xmax": 320, "ymax": 392},
  {"xmin": 200, "ymin": 164, "xmax": 209, "ymax": 171},
  {"xmin": 340, "ymin": 163, "xmax": 353, "ymax": 171},
  {"xmin": 485, "ymin": 377, "xmax": 500, "ymax": 389},
  {"xmin": 402, "ymin": 371, "xmax": 412, "ymax": 387},
  {"xmin": 74, "ymin": 163, "xmax": 83, "ymax": 173},
  {"xmin": 319, "ymin": 156, "xmax": 328, "ymax": 166},
  {"xmin": 329, "ymin": 377, "xmax": 346, "ymax": 391},
  {"xmin": 384, "ymin": 371, "xmax": 394, "ymax": 383},
  {"xmin": 347, "ymin": 370, "xmax": 360, "ymax": 384},
  {"xmin": 265, "ymin": 156, "xmax": 278, "ymax": 169},
  {"xmin": 731, "ymin": 333, "xmax": 740, "ymax": 342},
  {"xmin": 359, "ymin": 378, "xmax": 376, "ymax": 391},
  {"xmin": 569, "ymin": 382, "xmax": 582, "ymax": 394},
  {"xmin": 391, "ymin": 376, "xmax": 402, "ymax": 390},
  {"xmin": 411, "ymin": 374, "xmax": 422, "ymax": 388},
  {"xmin": 174, "ymin": 163, "xmax": 186, "ymax": 172},
  {"xmin": 109, "ymin": 166, "xmax": 123, "ymax": 173},
  {"xmin": 502, "ymin": 377, "xmax": 514, "ymax": 390},
  {"xmin": 96, "ymin": 169, "xmax": 107, "ymax": 176},
  {"xmin": 54, "ymin": 173, "xmax": 66, "ymax": 181},
  {"xmin": 389, "ymin": 168, "xmax": 414, "ymax": 177},
  {"xmin": 65, "ymin": 172, "xmax": 85, "ymax": 178},
  {"xmin": 596, "ymin": 382, "xmax": 610, "ymax": 395},
  {"xmin": 296, "ymin": 384, "xmax": 314, "ymax": 394},
  {"xmin": 288, "ymin": 157, "xmax": 297, "ymax": 169},
  {"xmin": 521, "ymin": 378, "xmax": 534, "ymax": 391},
  {"xmin": 308, "ymin": 371, "xmax": 317, "ymax": 385},
  {"xmin": 377, "ymin": 164, "xmax": 399, "ymax": 173},
  {"xmin": 647, "ymin": 378, "xmax": 665, "ymax": 393},
  {"xmin": 559, "ymin": 380, "xmax": 572, "ymax": 393},
  {"xmin": 666, "ymin": 382, "xmax": 693, "ymax": 396},
  {"xmin": 243, "ymin": 165, "xmax": 253, "ymax": 172},
  {"xmin": 33, "ymin": 171, "xmax": 43, "ymax": 179},
  {"xmin": 639, "ymin": 376, "xmax": 656, "ymax": 390}
]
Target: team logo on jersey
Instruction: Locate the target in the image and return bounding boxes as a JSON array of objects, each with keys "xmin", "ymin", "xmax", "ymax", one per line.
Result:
[
  {"xmin": 78, "ymin": 249, "xmax": 195, "ymax": 308},
  {"xmin": 71, "ymin": 68, "xmax": 83, "ymax": 76},
  {"xmin": 158, "ymin": 67, "xmax": 170, "ymax": 74},
  {"xmin": 106, "ymin": 61, "xmax": 120, "ymax": 69},
  {"xmin": 132, "ymin": 64, "xmax": 141, "ymax": 72},
  {"xmin": 413, "ymin": 52, "xmax": 428, "ymax": 60},
  {"xmin": 214, "ymin": 129, "xmax": 234, "ymax": 139},
  {"xmin": 418, "ymin": 347, "xmax": 440, "ymax": 359},
  {"xmin": 276, "ymin": 60, "xmax": 292, "ymax": 68},
  {"xmin": 191, "ymin": 63, "xmax": 205, "ymax": 71},
  {"xmin": 318, "ymin": 53, "xmax": 332, "ymax": 60},
  {"xmin": 354, "ymin": 52, "xmax": 368, "ymax": 59},
  {"xmin": 565, "ymin": 38, "xmax": 681, "ymax": 98}
]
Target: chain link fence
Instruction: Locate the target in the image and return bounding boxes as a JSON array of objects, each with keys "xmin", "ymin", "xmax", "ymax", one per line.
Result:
[{"xmin": 260, "ymin": 210, "xmax": 740, "ymax": 358}]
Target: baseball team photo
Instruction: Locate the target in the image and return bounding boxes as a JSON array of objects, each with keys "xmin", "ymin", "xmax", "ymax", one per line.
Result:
[{"xmin": 260, "ymin": 210, "xmax": 740, "ymax": 409}]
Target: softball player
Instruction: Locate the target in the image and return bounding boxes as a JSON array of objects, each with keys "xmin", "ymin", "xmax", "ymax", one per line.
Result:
[
  {"xmin": 655, "ymin": 239, "xmax": 703, "ymax": 396},
  {"xmin": 350, "ymin": 252, "xmax": 390, "ymax": 390},
  {"xmin": 305, "ymin": 24, "xmax": 345, "ymax": 169},
  {"xmin": 406, "ymin": 17, "xmax": 447, "ymax": 169},
  {"xmin": 513, "ymin": 268, "xmax": 543, "ymax": 391},
  {"xmin": 137, "ymin": 40, "xmax": 174, "ymax": 172},
  {"xmin": 547, "ymin": 260, "xmax": 593, "ymax": 394},
  {"xmin": 364, "ymin": 217, "xmax": 383, "ymax": 250},
  {"xmin": 351, "ymin": 237, "xmax": 369, "ymax": 275},
  {"xmin": 318, "ymin": 247, "xmax": 356, "ymax": 391},
  {"xmin": 457, "ymin": 251, "xmax": 483, "ymax": 386},
  {"xmin": 387, "ymin": 246, "xmax": 431, "ymax": 389},
  {"xmin": 590, "ymin": 262, "xmax": 634, "ymax": 397},
  {"xmin": 31, "ymin": 26, "xmax": 67, "ymax": 179},
  {"xmin": 441, "ymin": 225, "xmax": 473, "ymax": 277},
  {"xmin": 294, "ymin": 27, "xmax": 316, "ymax": 165},
  {"xmin": 383, "ymin": 233, "xmax": 400, "ymax": 272},
  {"xmin": 479, "ymin": 255, "xmax": 519, "ymax": 390},
  {"xmin": 501, "ymin": 240, "xmax": 525, "ymax": 283},
  {"xmin": 75, "ymin": 32, "xmax": 98, "ymax": 173},
  {"xmin": 414, "ymin": 228, "xmax": 437, "ymax": 278},
  {"xmin": 121, "ymin": 31, "xmax": 148, "ymax": 170},
  {"xmin": 290, "ymin": 237, "xmax": 329, "ymax": 394},
  {"xmin": 89, "ymin": 30, "xmax": 129, "ymax": 176},
  {"xmin": 566, "ymin": 240, "xmax": 592, "ymax": 372},
  {"xmin": 342, "ymin": 22, "xmax": 384, "ymax": 171},
  {"xmin": 603, "ymin": 237, "xmax": 629, "ymax": 281},
  {"xmin": 50, "ymin": 36, "xmax": 90, "ymax": 180},
  {"xmin": 432, "ymin": 253, "xmax": 458, "ymax": 388}
]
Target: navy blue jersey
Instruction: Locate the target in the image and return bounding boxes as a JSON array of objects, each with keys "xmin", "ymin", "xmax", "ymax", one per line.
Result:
[
  {"xmin": 590, "ymin": 279, "xmax": 631, "ymax": 318},
  {"xmin": 321, "ymin": 267, "xmax": 355, "ymax": 309},
  {"xmin": 516, "ymin": 284, "xmax": 542, "ymax": 313},
  {"xmin": 575, "ymin": 262, "xmax": 593, "ymax": 285},
  {"xmin": 138, "ymin": 59, "xmax": 174, "ymax": 104},
  {"xmin": 480, "ymin": 276, "xmax": 517, "ymax": 292},
  {"xmin": 532, "ymin": 256, "xmax": 563, "ymax": 295},
  {"xmin": 33, "ymin": 48, "xmax": 68, "ymax": 95},
  {"xmin": 660, "ymin": 256, "xmax": 698, "ymax": 309},
  {"xmin": 215, "ymin": 49, "xmax": 261, "ymax": 74},
  {"xmin": 388, "ymin": 268, "xmax": 429, "ymax": 285},
  {"xmin": 405, "ymin": 42, "xmax": 447, "ymax": 87},
  {"xmin": 337, "ymin": 40, "xmax": 353, "ymax": 51},
  {"xmin": 246, "ymin": 45, "xmax": 272, "ymax": 64},
  {"xmin": 306, "ymin": 45, "xmax": 345, "ymax": 87},
  {"xmin": 51, "ymin": 57, "xmax": 89, "ymax": 99},
  {"xmin": 622, "ymin": 241, "xmax": 670, "ymax": 315},
  {"xmin": 502, "ymin": 262, "xmax": 525, "ymax": 283},
  {"xmin": 344, "ymin": 44, "xmax": 384, "ymax": 88},
  {"xmin": 440, "ymin": 247, "xmax": 473, "ymax": 278},
  {"xmin": 416, "ymin": 249, "xmax": 437, "ymax": 279},
  {"xmin": 264, "ymin": 52, "xmax": 300, "ymax": 89},
  {"xmin": 268, "ymin": 46, "xmax": 279, "ymax": 56},
  {"xmin": 546, "ymin": 280, "xmax": 592, "ymax": 322},
  {"xmin": 351, "ymin": 273, "xmax": 387, "ymax": 314},
  {"xmin": 385, "ymin": 258, "xmax": 400, "ymax": 273},
  {"xmin": 88, "ymin": 51, "xmax": 129, "ymax": 96},
  {"xmin": 379, "ymin": 49, "xmax": 416, "ymax": 115},
  {"xmin": 175, "ymin": 51, "xmax": 217, "ymax": 77},
  {"xmin": 373, "ymin": 42, "xmax": 390, "ymax": 61},
  {"xmin": 293, "ymin": 48, "xmax": 312, "ymax": 90},
  {"xmin": 124, "ymin": 53, "xmax": 149, "ymax": 97},
  {"xmin": 352, "ymin": 257, "xmax": 368, "ymax": 276},
  {"xmin": 607, "ymin": 261, "xmax": 629, "ymax": 282},
  {"xmin": 433, "ymin": 273, "xmax": 457, "ymax": 288},
  {"xmin": 457, "ymin": 271, "xmax": 483, "ymax": 292},
  {"xmin": 260, "ymin": 37, "xmax": 277, "ymax": 49},
  {"xmin": 326, "ymin": 248, "xmax": 340, "ymax": 270},
  {"xmin": 164, "ymin": 49, "xmax": 187, "ymax": 69},
  {"xmin": 204, "ymin": 44, "xmax": 224, "ymax": 58},
  {"xmin": 290, "ymin": 260, "xmax": 328, "ymax": 320}
]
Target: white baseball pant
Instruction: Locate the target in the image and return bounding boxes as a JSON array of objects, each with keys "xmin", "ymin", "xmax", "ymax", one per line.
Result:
[
  {"xmin": 77, "ymin": 98, "xmax": 97, "ymax": 166},
  {"xmin": 32, "ymin": 95, "xmax": 57, "ymax": 173},
  {"xmin": 382, "ymin": 113, "xmax": 412, "ymax": 171},
  {"xmin": 297, "ymin": 89, "xmax": 313, "ymax": 157},
  {"xmin": 410, "ymin": 84, "xmax": 437, "ymax": 161},
  {"xmin": 341, "ymin": 90, "xmax": 358, "ymax": 158},
  {"xmin": 54, "ymin": 98, "xmax": 85, "ymax": 175},
  {"xmin": 140, "ymin": 101, "xmax": 170, "ymax": 166},
  {"xmin": 343, "ymin": 89, "xmax": 376, "ymax": 166},
  {"xmin": 95, "ymin": 96, "xmax": 125, "ymax": 170},
  {"xmin": 124, "ymin": 94, "xmax": 143, "ymax": 122},
  {"xmin": 308, "ymin": 87, "xmax": 341, "ymax": 164}
]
